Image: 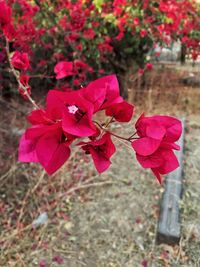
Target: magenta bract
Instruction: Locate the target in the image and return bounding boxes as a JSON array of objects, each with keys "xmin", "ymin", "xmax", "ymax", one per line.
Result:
[
  {"xmin": 79, "ymin": 133, "xmax": 116, "ymax": 173},
  {"xmin": 54, "ymin": 61, "xmax": 75, "ymax": 79},
  {"xmin": 11, "ymin": 51, "xmax": 30, "ymax": 70},
  {"xmin": 105, "ymin": 101, "xmax": 134, "ymax": 122},
  {"xmin": 132, "ymin": 114, "xmax": 182, "ymax": 183}
]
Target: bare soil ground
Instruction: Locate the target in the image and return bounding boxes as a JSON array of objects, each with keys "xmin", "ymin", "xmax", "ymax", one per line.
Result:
[{"xmin": 0, "ymin": 67, "xmax": 200, "ymax": 267}]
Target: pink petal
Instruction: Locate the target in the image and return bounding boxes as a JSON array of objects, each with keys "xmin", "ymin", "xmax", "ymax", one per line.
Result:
[
  {"xmin": 79, "ymin": 133, "xmax": 116, "ymax": 173},
  {"xmin": 160, "ymin": 142, "xmax": 180, "ymax": 150},
  {"xmin": 18, "ymin": 133, "xmax": 39, "ymax": 162},
  {"xmin": 46, "ymin": 90, "xmax": 67, "ymax": 120},
  {"xmin": 146, "ymin": 121, "xmax": 166, "ymax": 140},
  {"xmin": 80, "ymin": 84, "xmax": 106, "ymax": 112},
  {"xmin": 54, "ymin": 61, "xmax": 74, "ymax": 79},
  {"xmin": 156, "ymin": 150, "xmax": 179, "ymax": 174},
  {"xmin": 87, "ymin": 75, "xmax": 123, "ymax": 109},
  {"xmin": 36, "ymin": 134, "xmax": 70, "ymax": 175},
  {"xmin": 61, "ymin": 94, "xmax": 96, "ymax": 137},
  {"xmin": 62, "ymin": 111, "xmax": 95, "ymax": 137},
  {"xmin": 27, "ymin": 109, "xmax": 50, "ymax": 125},
  {"xmin": 165, "ymin": 122, "xmax": 182, "ymax": 142},
  {"xmin": 90, "ymin": 148, "xmax": 111, "ymax": 173},
  {"xmin": 136, "ymin": 151, "xmax": 164, "ymax": 168},
  {"xmin": 25, "ymin": 124, "xmax": 59, "ymax": 139},
  {"xmin": 132, "ymin": 137, "xmax": 161, "ymax": 156},
  {"xmin": 153, "ymin": 116, "xmax": 182, "ymax": 142},
  {"xmin": 151, "ymin": 169, "xmax": 162, "ymax": 184},
  {"xmin": 105, "ymin": 101, "xmax": 134, "ymax": 122}
]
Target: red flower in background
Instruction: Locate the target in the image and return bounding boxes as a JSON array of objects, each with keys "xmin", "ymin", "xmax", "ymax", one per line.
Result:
[
  {"xmin": 140, "ymin": 29, "xmax": 147, "ymax": 38},
  {"xmin": 138, "ymin": 68, "xmax": 144, "ymax": 75},
  {"xmin": 133, "ymin": 17, "xmax": 140, "ymax": 26},
  {"xmin": 146, "ymin": 63, "xmax": 153, "ymax": 70},
  {"xmin": 11, "ymin": 51, "xmax": 30, "ymax": 70},
  {"xmin": 0, "ymin": 1, "xmax": 12, "ymax": 27},
  {"xmin": 74, "ymin": 60, "xmax": 89, "ymax": 71},
  {"xmin": 2, "ymin": 23, "xmax": 16, "ymax": 41},
  {"xmin": 83, "ymin": 28, "xmax": 95, "ymax": 39},
  {"xmin": 54, "ymin": 61, "xmax": 75, "ymax": 79},
  {"xmin": 79, "ymin": 133, "xmax": 116, "ymax": 173},
  {"xmin": 70, "ymin": 9, "xmax": 85, "ymax": 31},
  {"xmin": 132, "ymin": 114, "xmax": 182, "ymax": 183}
]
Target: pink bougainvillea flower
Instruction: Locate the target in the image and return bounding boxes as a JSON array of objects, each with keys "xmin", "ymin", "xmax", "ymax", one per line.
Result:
[
  {"xmin": 19, "ymin": 123, "xmax": 72, "ymax": 175},
  {"xmin": 74, "ymin": 59, "xmax": 88, "ymax": 69},
  {"xmin": 133, "ymin": 17, "xmax": 140, "ymax": 26},
  {"xmin": 0, "ymin": 1, "xmax": 12, "ymax": 27},
  {"xmin": 132, "ymin": 114, "xmax": 182, "ymax": 183},
  {"xmin": 46, "ymin": 90, "xmax": 96, "ymax": 137},
  {"xmin": 83, "ymin": 28, "xmax": 95, "ymax": 39},
  {"xmin": 54, "ymin": 61, "xmax": 75, "ymax": 79},
  {"xmin": 105, "ymin": 101, "xmax": 134, "ymax": 122},
  {"xmin": 2, "ymin": 23, "xmax": 16, "ymax": 41},
  {"xmin": 146, "ymin": 63, "xmax": 153, "ymax": 70},
  {"xmin": 79, "ymin": 133, "xmax": 116, "ymax": 173},
  {"xmin": 140, "ymin": 29, "xmax": 147, "ymax": 38},
  {"xmin": 138, "ymin": 68, "xmax": 144, "ymax": 75},
  {"xmin": 135, "ymin": 114, "xmax": 182, "ymax": 146},
  {"xmin": 136, "ymin": 148, "xmax": 179, "ymax": 184},
  {"xmin": 80, "ymin": 75, "xmax": 125, "ymax": 112},
  {"xmin": 20, "ymin": 104, "xmax": 76, "ymax": 175},
  {"xmin": 135, "ymin": 114, "xmax": 182, "ymax": 143},
  {"xmin": 19, "ymin": 74, "xmax": 31, "ymax": 100},
  {"xmin": 11, "ymin": 51, "xmax": 30, "ymax": 70},
  {"xmin": 70, "ymin": 9, "xmax": 85, "ymax": 31}
]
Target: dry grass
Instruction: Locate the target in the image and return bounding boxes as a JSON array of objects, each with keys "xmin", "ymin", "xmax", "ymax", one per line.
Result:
[{"xmin": 0, "ymin": 66, "xmax": 200, "ymax": 267}]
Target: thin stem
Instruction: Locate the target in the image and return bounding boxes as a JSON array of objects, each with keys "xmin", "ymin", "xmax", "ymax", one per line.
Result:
[
  {"xmin": 5, "ymin": 39, "xmax": 40, "ymax": 110},
  {"xmin": 93, "ymin": 120, "xmax": 132, "ymax": 142},
  {"xmin": 128, "ymin": 131, "xmax": 138, "ymax": 140},
  {"xmin": 99, "ymin": 116, "xmax": 114, "ymax": 138},
  {"xmin": 104, "ymin": 116, "xmax": 114, "ymax": 128},
  {"xmin": 29, "ymin": 74, "xmax": 54, "ymax": 79}
]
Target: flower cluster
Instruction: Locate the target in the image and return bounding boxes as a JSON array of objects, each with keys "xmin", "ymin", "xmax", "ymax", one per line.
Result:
[
  {"xmin": 19, "ymin": 75, "xmax": 182, "ymax": 183},
  {"xmin": 131, "ymin": 114, "xmax": 182, "ymax": 183},
  {"xmin": 19, "ymin": 75, "xmax": 129, "ymax": 174}
]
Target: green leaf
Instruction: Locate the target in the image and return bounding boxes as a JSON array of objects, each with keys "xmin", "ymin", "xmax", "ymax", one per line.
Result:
[
  {"xmin": 93, "ymin": 0, "xmax": 104, "ymax": 11},
  {"xmin": 124, "ymin": 47, "xmax": 134, "ymax": 53}
]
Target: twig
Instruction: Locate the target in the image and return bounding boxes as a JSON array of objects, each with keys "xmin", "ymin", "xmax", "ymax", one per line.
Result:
[
  {"xmin": 93, "ymin": 120, "xmax": 138, "ymax": 142},
  {"xmin": 16, "ymin": 170, "xmax": 46, "ymax": 227},
  {"xmin": 5, "ymin": 39, "xmax": 40, "ymax": 110},
  {"xmin": 58, "ymin": 180, "xmax": 116, "ymax": 199}
]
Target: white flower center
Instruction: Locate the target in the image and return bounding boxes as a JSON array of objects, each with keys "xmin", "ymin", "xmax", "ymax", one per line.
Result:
[{"xmin": 68, "ymin": 105, "xmax": 79, "ymax": 114}]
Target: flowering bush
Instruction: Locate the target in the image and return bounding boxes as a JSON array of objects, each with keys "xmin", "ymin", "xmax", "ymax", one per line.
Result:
[{"xmin": 0, "ymin": 0, "xmax": 199, "ymax": 92}]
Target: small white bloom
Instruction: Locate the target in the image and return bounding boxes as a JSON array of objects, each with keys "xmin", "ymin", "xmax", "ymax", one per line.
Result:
[{"xmin": 68, "ymin": 105, "xmax": 78, "ymax": 114}]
